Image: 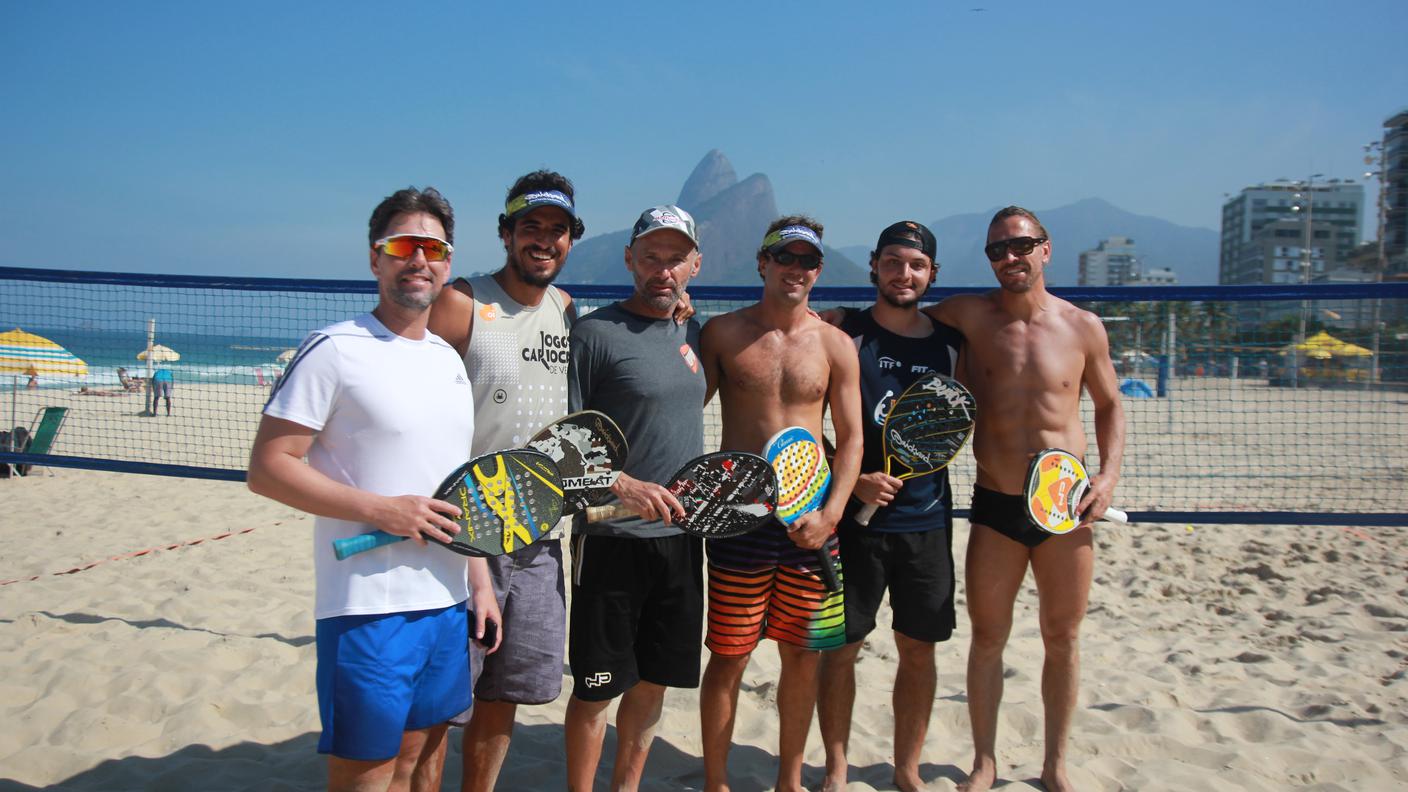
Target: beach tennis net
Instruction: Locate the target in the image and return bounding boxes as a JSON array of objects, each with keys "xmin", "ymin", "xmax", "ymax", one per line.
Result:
[{"xmin": 3, "ymin": 266, "xmax": 1406, "ymax": 526}]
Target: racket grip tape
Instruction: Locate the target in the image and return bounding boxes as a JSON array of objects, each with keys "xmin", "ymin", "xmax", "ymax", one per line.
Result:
[
  {"xmin": 1101, "ymin": 507, "xmax": 1129, "ymax": 524},
  {"xmin": 816, "ymin": 549, "xmax": 841, "ymax": 593},
  {"xmin": 585, "ymin": 504, "xmax": 632, "ymax": 523},
  {"xmin": 854, "ymin": 502, "xmax": 879, "ymax": 527},
  {"xmin": 332, "ymin": 530, "xmax": 405, "ymax": 560}
]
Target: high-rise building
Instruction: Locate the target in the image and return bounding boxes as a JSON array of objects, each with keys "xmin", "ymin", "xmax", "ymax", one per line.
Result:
[
  {"xmin": 1079, "ymin": 236, "xmax": 1140, "ymax": 286},
  {"xmin": 1132, "ymin": 267, "xmax": 1177, "ymax": 286},
  {"xmin": 1384, "ymin": 109, "xmax": 1408, "ymax": 275},
  {"xmin": 1218, "ymin": 180, "xmax": 1364, "ymax": 285}
]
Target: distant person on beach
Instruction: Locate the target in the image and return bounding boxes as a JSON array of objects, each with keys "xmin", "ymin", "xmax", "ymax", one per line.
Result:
[
  {"xmin": 426, "ymin": 170, "xmax": 583, "ymax": 792},
  {"xmin": 814, "ymin": 221, "xmax": 964, "ymax": 792},
  {"xmin": 26, "ymin": 370, "xmax": 38, "ymax": 389},
  {"xmin": 562, "ymin": 205, "xmax": 706, "ymax": 792},
  {"xmin": 698, "ymin": 216, "xmax": 863, "ymax": 792},
  {"xmin": 150, "ymin": 367, "xmax": 173, "ymax": 415},
  {"xmin": 117, "ymin": 367, "xmax": 142, "ymax": 391},
  {"xmin": 923, "ymin": 206, "xmax": 1125, "ymax": 792},
  {"xmin": 249, "ymin": 186, "xmax": 501, "ymax": 792}
]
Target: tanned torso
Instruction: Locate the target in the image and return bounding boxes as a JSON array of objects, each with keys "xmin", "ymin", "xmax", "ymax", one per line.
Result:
[
  {"xmin": 937, "ymin": 292, "xmax": 1109, "ymax": 494},
  {"xmin": 704, "ymin": 304, "xmax": 842, "ymax": 452}
]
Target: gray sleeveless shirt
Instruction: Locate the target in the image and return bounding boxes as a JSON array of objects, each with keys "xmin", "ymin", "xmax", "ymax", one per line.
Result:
[{"xmin": 462, "ymin": 274, "xmax": 571, "ymax": 456}]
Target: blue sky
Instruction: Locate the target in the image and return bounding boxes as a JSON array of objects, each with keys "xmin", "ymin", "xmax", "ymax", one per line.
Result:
[{"xmin": 2, "ymin": 1, "xmax": 1403, "ymax": 279}]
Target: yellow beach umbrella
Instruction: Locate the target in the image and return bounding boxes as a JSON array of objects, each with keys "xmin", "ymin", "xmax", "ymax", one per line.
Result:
[
  {"xmin": 137, "ymin": 344, "xmax": 181, "ymax": 363},
  {"xmin": 1292, "ymin": 330, "xmax": 1372, "ymax": 358},
  {"xmin": 276, "ymin": 348, "xmax": 297, "ymax": 363},
  {"xmin": 0, "ymin": 328, "xmax": 88, "ymax": 376}
]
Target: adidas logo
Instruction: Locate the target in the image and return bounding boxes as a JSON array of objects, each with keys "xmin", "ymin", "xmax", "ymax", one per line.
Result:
[{"xmin": 454, "ymin": 373, "xmax": 468, "ymax": 385}]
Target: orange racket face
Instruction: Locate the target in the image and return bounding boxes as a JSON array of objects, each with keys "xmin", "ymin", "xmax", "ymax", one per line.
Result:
[{"xmin": 1024, "ymin": 449, "xmax": 1089, "ymax": 535}]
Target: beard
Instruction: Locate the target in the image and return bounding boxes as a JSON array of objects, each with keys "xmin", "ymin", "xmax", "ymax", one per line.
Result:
[
  {"xmin": 638, "ymin": 283, "xmax": 685, "ymax": 313},
  {"xmin": 878, "ymin": 282, "xmax": 928, "ymax": 308},
  {"xmin": 508, "ymin": 250, "xmax": 563, "ymax": 288},
  {"xmin": 386, "ymin": 283, "xmax": 439, "ymax": 310}
]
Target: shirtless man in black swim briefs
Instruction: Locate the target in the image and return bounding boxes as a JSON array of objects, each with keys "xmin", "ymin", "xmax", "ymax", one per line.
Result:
[{"xmin": 923, "ymin": 206, "xmax": 1125, "ymax": 792}]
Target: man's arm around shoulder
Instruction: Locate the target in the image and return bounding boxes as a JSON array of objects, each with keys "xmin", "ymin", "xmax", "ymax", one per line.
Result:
[
  {"xmin": 428, "ymin": 280, "xmax": 475, "ymax": 358},
  {"xmin": 700, "ymin": 314, "xmax": 735, "ymax": 406},
  {"xmin": 922, "ymin": 293, "xmax": 984, "ymax": 331}
]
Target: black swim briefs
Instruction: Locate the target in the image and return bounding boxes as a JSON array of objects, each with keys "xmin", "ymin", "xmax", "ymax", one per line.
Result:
[{"xmin": 970, "ymin": 485, "xmax": 1051, "ymax": 548}]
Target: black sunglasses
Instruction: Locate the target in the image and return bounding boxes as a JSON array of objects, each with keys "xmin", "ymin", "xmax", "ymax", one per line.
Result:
[
  {"xmin": 983, "ymin": 236, "xmax": 1047, "ymax": 262},
  {"xmin": 770, "ymin": 251, "xmax": 823, "ymax": 270}
]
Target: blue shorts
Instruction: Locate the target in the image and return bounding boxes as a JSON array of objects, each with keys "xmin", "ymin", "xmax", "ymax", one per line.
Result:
[{"xmin": 315, "ymin": 602, "xmax": 471, "ymax": 760}]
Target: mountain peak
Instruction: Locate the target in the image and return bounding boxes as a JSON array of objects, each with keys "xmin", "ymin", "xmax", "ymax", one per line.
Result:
[{"xmin": 677, "ymin": 150, "xmax": 738, "ymax": 210}]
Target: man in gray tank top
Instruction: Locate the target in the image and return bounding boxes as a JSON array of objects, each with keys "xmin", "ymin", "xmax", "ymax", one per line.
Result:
[{"xmin": 428, "ymin": 170, "xmax": 583, "ymax": 792}]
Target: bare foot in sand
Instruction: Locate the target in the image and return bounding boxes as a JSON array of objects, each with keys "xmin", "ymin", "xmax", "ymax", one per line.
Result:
[
  {"xmin": 894, "ymin": 768, "xmax": 926, "ymax": 792},
  {"xmin": 821, "ymin": 774, "xmax": 846, "ymax": 792},
  {"xmin": 956, "ymin": 760, "xmax": 997, "ymax": 792},
  {"xmin": 1041, "ymin": 763, "xmax": 1076, "ymax": 792}
]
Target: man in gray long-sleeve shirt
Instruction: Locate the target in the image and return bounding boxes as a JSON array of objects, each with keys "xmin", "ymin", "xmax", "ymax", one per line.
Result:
[{"xmin": 563, "ymin": 205, "xmax": 706, "ymax": 792}]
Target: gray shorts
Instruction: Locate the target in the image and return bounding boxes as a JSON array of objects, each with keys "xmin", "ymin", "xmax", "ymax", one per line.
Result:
[{"xmin": 449, "ymin": 539, "xmax": 566, "ymax": 723}]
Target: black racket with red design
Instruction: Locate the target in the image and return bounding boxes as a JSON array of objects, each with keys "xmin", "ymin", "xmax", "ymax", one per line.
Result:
[{"xmin": 585, "ymin": 451, "xmax": 778, "ymax": 538}]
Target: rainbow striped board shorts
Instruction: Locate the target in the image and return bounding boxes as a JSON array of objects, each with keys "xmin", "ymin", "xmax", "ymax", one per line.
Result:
[{"xmin": 705, "ymin": 521, "xmax": 845, "ymax": 654}]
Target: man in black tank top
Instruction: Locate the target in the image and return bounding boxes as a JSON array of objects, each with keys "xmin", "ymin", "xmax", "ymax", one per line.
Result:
[{"xmin": 815, "ymin": 221, "xmax": 964, "ymax": 792}]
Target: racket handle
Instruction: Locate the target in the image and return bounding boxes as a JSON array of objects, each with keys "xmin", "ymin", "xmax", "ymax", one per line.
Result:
[
  {"xmin": 585, "ymin": 503, "xmax": 633, "ymax": 523},
  {"xmin": 854, "ymin": 502, "xmax": 879, "ymax": 527},
  {"xmin": 1101, "ymin": 507, "xmax": 1129, "ymax": 524},
  {"xmin": 816, "ymin": 549, "xmax": 841, "ymax": 593},
  {"xmin": 333, "ymin": 530, "xmax": 405, "ymax": 560}
]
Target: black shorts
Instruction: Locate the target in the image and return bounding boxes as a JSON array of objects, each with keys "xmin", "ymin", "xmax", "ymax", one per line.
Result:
[
  {"xmin": 568, "ymin": 533, "xmax": 704, "ymax": 702},
  {"xmin": 971, "ymin": 485, "xmax": 1051, "ymax": 548},
  {"xmin": 838, "ymin": 519, "xmax": 956, "ymax": 644}
]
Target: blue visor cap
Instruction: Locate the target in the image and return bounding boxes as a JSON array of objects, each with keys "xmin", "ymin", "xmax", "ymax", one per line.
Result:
[
  {"xmin": 505, "ymin": 189, "xmax": 577, "ymax": 220},
  {"xmin": 762, "ymin": 225, "xmax": 823, "ymax": 256}
]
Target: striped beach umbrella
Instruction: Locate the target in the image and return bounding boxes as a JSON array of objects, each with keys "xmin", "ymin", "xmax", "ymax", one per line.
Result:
[{"xmin": 0, "ymin": 328, "xmax": 88, "ymax": 377}]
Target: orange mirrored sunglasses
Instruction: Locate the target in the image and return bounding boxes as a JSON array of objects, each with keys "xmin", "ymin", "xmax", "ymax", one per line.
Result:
[{"xmin": 374, "ymin": 234, "xmax": 453, "ymax": 262}]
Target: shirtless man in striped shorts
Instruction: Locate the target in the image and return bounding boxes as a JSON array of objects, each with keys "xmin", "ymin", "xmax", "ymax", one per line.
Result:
[{"xmin": 698, "ymin": 215, "xmax": 863, "ymax": 792}]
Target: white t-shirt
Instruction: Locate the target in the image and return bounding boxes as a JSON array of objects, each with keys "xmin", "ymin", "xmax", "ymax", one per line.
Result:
[{"xmin": 264, "ymin": 313, "xmax": 475, "ymax": 619}]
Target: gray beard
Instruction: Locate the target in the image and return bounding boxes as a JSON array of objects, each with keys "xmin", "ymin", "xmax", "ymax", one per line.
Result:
[
  {"xmin": 387, "ymin": 286, "xmax": 437, "ymax": 310},
  {"xmin": 639, "ymin": 288, "xmax": 683, "ymax": 313}
]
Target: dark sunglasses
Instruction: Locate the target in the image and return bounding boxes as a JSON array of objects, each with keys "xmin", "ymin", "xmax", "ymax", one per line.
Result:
[
  {"xmin": 983, "ymin": 236, "xmax": 1046, "ymax": 262},
  {"xmin": 373, "ymin": 234, "xmax": 454, "ymax": 262},
  {"xmin": 770, "ymin": 251, "xmax": 823, "ymax": 270}
]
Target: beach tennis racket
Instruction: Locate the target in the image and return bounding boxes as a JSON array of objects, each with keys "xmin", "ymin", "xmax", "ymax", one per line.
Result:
[
  {"xmin": 333, "ymin": 449, "xmax": 565, "ymax": 560},
  {"xmin": 584, "ymin": 451, "xmax": 778, "ymax": 538},
  {"xmin": 855, "ymin": 372, "xmax": 976, "ymax": 526},
  {"xmin": 764, "ymin": 426, "xmax": 841, "ymax": 593},
  {"xmin": 527, "ymin": 410, "xmax": 628, "ymax": 515},
  {"xmin": 1023, "ymin": 448, "xmax": 1128, "ymax": 535}
]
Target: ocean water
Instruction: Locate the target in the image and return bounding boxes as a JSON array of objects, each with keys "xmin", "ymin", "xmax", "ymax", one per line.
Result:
[{"xmin": 8, "ymin": 327, "xmax": 305, "ymax": 390}]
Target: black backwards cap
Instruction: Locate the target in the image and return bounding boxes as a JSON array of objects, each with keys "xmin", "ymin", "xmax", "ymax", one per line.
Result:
[{"xmin": 874, "ymin": 221, "xmax": 937, "ymax": 263}]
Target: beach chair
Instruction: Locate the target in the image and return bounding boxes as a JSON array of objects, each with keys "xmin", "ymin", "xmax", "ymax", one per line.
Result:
[{"xmin": 13, "ymin": 406, "xmax": 69, "ymax": 477}]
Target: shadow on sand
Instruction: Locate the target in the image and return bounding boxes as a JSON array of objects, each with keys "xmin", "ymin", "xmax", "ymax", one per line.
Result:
[{"xmin": 0, "ymin": 721, "xmax": 899, "ymax": 791}]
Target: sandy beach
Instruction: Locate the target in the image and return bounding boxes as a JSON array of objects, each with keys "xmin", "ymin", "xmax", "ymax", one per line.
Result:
[{"xmin": 2, "ymin": 456, "xmax": 1405, "ymax": 791}]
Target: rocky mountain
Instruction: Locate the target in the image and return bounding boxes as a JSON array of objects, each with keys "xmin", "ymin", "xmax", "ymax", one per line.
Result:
[
  {"xmin": 926, "ymin": 198, "xmax": 1219, "ymax": 287},
  {"xmin": 563, "ymin": 150, "xmax": 868, "ymax": 287}
]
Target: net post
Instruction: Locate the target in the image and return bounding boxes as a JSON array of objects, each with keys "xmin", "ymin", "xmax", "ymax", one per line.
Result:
[{"xmin": 1165, "ymin": 306, "xmax": 1177, "ymax": 433}]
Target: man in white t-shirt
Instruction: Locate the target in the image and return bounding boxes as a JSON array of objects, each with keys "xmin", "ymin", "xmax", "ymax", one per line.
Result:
[{"xmin": 249, "ymin": 186, "xmax": 502, "ymax": 792}]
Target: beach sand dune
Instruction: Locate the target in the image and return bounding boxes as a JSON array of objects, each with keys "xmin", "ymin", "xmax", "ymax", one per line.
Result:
[{"xmin": 2, "ymin": 468, "xmax": 1405, "ymax": 790}]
